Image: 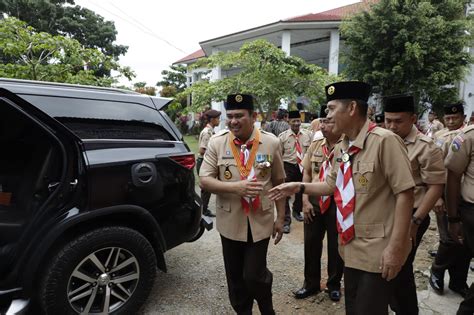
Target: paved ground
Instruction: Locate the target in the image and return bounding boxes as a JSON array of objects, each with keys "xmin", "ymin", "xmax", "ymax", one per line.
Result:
[{"xmin": 140, "ymin": 189, "xmax": 472, "ymax": 314}]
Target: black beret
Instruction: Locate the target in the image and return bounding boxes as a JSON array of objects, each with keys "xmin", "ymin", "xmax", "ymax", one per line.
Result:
[
  {"xmin": 320, "ymin": 105, "xmax": 328, "ymax": 119},
  {"xmin": 443, "ymin": 102, "xmax": 464, "ymax": 115},
  {"xmin": 288, "ymin": 111, "xmax": 300, "ymax": 119},
  {"xmin": 325, "ymin": 81, "xmax": 371, "ymax": 102},
  {"xmin": 225, "ymin": 94, "xmax": 254, "ymax": 110},
  {"xmin": 375, "ymin": 113, "xmax": 385, "ymax": 123},
  {"xmin": 204, "ymin": 109, "xmax": 221, "ymax": 118},
  {"xmin": 383, "ymin": 94, "xmax": 415, "ymax": 113}
]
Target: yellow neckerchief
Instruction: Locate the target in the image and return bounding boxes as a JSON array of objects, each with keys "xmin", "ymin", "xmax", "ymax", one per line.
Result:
[{"xmin": 229, "ymin": 128, "xmax": 260, "ymax": 177}]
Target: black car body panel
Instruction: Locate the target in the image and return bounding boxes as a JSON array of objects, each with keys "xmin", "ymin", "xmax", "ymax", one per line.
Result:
[{"xmin": 0, "ymin": 79, "xmax": 205, "ymax": 308}]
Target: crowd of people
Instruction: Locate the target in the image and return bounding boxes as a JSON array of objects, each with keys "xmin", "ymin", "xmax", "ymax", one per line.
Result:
[{"xmin": 195, "ymin": 82, "xmax": 474, "ymax": 315}]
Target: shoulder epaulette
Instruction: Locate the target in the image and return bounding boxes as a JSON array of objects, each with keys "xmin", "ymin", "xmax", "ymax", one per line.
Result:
[{"xmin": 214, "ymin": 129, "xmax": 230, "ymax": 137}]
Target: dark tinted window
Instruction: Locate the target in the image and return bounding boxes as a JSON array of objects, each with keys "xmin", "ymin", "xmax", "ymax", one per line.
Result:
[{"xmin": 20, "ymin": 95, "xmax": 172, "ymax": 140}]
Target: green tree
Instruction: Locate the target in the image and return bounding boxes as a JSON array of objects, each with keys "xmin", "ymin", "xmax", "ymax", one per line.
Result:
[
  {"xmin": 341, "ymin": 0, "xmax": 473, "ymax": 112},
  {"xmin": 0, "ymin": 0, "xmax": 128, "ymax": 76},
  {"xmin": 134, "ymin": 82, "xmax": 156, "ymax": 96},
  {"xmin": 0, "ymin": 17, "xmax": 134, "ymax": 86},
  {"xmin": 180, "ymin": 39, "xmax": 337, "ymax": 116},
  {"xmin": 156, "ymin": 64, "xmax": 187, "ymax": 92}
]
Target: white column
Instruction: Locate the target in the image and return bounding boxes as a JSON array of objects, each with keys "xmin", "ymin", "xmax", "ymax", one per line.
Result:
[
  {"xmin": 281, "ymin": 31, "xmax": 291, "ymax": 56},
  {"xmin": 328, "ymin": 30, "xmax": 340, "ymax": 75},
  {"xmin": 210, "ymin": 48, "xmax": 225, "ymax": 129}
]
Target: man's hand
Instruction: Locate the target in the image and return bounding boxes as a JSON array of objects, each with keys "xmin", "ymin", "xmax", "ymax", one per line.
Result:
[
  {"xmin": 273, "ymin": 218, "xmax": 284, "ymax": 245},
  {"xmin": 234, "ymin": 180, "xmax": 264, "ymax": 198},
  {"xmin": 268, "ymin": 182, "xmax": 300, "ymax": 201},
  {"xmin": 302, "ymin": 199, "xmax": 315, "ymax": 224},
  {"xmin": 410, "ymin": 223, "xmax": 419, "ymax": 248},
  {"xmin": 433, "ymin": 198, "xmax": 445, "ymax": 214},
  {"xmin": 380, "ymin": 244, "xmax": 407, "ymax": 281},
  {"xmin": 448, "ymin": 222, "xmax": 464, "ymax": 244}
]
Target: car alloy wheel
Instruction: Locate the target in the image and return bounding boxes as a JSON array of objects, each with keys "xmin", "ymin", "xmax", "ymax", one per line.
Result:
[{"xmin": 67, "ymin": 247, "xmax": 140, "ymax": 314}]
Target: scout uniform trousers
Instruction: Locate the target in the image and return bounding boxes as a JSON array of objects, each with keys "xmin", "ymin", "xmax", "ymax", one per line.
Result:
[
  {"xmin": 432, "ymin": 210, "xmax": 471, "ymax": 288},
  {"xmin": 457, "ymin": 200, "xmax": 474, "ymax": 315},
  {"xmin": 220, "ymin": 225, "xmax": 275, "ymax": 315},
  {"xmin": 304, "ymin": 196, "xmax": 343, "ymax": 292},
  {"xmin": 283, "ymin": 162, "xmax": 303, "ymax": 225},
  {"xmin": 390, "ymin": 209, "xmax": 430, "ymax": 315}
]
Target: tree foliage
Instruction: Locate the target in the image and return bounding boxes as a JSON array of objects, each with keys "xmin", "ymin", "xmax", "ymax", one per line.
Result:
[
  {"xmin": 156, "ymin": 64, "xmax": 187, "ymax": 92},
  {"xmin": 0, "ymin": 0, "xmax": 128, "ymax": 76},
  {"xmin": 0, "ymin": 17, "xmax": 134, "ymax": 86},
  {"xmin": 180, "ymin": 40, "xmax": 338, "ymax": 115},
  {"xmin": 341, "ymin": 0, "xmax": 473, "ymax": 112}
]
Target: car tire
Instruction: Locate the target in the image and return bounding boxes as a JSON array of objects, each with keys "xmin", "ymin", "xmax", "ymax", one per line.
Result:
[{"xmin": 39, "ymin": 226, "xmax": 157, "ymax": 315}]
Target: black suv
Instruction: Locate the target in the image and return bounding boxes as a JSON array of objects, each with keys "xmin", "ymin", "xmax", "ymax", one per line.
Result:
[{"xmin": 0, "ymin": 79, "xmax": 211, "ymax": 314}]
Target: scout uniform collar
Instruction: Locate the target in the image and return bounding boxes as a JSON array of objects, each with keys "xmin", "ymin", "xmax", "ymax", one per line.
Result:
[
  {"xmin": 343, "ymin": 120, "xmax": 373, "ymax": 151},
  {"xmin": 404, "ymin": 125, "xmax": 418, "ymax": 144}
]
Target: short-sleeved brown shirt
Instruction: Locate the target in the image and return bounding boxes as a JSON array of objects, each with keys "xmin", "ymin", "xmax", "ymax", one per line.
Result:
[
  {"xmin": 325, "ymin": 121, "xmax": 415, "ymax": 273},
  {"xmin": 404, "ymin": 125, "xmax": 445, "ymax": 208},
  {"xmin": 445, "ymin": 125, "xmax": 474, "ymax": 203},
  {"xmin": 434, "ymin": 127, "xmax": 465, "ymax": 158},
  {"xmin": 198, "ymin": 124, "xmax": 214, "ymax": 158},
  {"xmin": 199, "ymin": 128, "xmax": 286, "ymax": 242},
  {"xmin": 279, "ymin": 129, "xmax": 312, "ymax": 164}
]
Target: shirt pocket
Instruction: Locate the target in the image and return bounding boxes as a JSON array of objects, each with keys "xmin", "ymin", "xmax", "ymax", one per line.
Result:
[
  {"xmin": 261, "ymin": 195, "xmax": 273, "ymax": 212},
  {"xmin": 353, "ymin": 161, "xmax": 374, "ymax": 194},
  {"xmin": 217, "ymin": 159, "xmax": 240, "ymax": 182},
  {"xmin": 310, "ymin": 155, "xmax": 324, "ymax": 174},
  {"xmin": 216, "ymin": 195, "xmax": 231, "ymax": 212},
  {"xmin": 354, "ymin": 223, "xmax": 385, "ymax": 238}
]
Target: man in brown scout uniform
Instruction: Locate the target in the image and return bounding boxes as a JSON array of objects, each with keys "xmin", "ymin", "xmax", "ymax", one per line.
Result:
[
  {"xmin": 197, "ymin": 109, "xmax": 221, "ymax": 217},
  {"xmin": 278, "ymin": 110, "xmax": 312, "ymax": 232},
  {"xmin": 268, "ymin": 81, "xmax": 415, "ymax": 315},
  {"xmin": 199, "ymin": 94, "xmax": 286, "ymax": 315},
  {"xmin": 429, "ymin": 102, "xmax": 470, "ymax": 297},
  {"xmin": 293, "ymin": 104, "xmax": 344, "ymax": 301},
  {"xmin": 445, "ymin": 123, "xmax": 474, "ymax": 314},
  {"xmin": 383, "ymin": 94, "xmax": 445, "ymax": 315},
  {"xmin": 425, "ymin": 111, "xmax": 444, "ymax": 139}
]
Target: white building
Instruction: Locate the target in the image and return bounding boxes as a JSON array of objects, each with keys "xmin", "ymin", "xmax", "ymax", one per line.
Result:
[{"xmin": 175, "ymin": 0, "xmax": 474, "ymax": 120}]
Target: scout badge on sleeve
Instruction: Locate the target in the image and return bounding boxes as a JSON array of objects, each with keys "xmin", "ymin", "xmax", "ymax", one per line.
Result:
[{"xmin": 451, "ymin": 132, "xmax": 465, "ymax": 152}]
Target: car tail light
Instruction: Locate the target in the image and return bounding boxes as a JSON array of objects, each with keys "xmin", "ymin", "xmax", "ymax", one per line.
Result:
[{"xmin": 170, "ymin": 154, "xmax": 196, "ymax": 170}]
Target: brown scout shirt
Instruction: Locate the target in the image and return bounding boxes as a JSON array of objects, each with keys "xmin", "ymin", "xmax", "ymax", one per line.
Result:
[
  {"xmin": 445, "ymin": 125, "xmax": 474, "ymax": 203},
  {"xmin": 198, "ymin": 124, "xmax": 214, "ymax": 158},
  {"xmin": 325, "ymin": 120, "xmax": 415, "ymax": 273},
  {"xmin": 278, "ymin": 129, "xmax": 312, "ymax": 164},
  {"xmin": 434, "ymin": 127, "xmax": 465, "ymax": 158},
  {"xmin": 404, "ymin": 125, "xmax": 446, "ymax": 208},
  {"xmin": 199, "ymin": 128, "xmax": 286, "ymax": 242},
  {"xmin": 425, "ymin": 120, "xmax": 444, "ymax": 138}
]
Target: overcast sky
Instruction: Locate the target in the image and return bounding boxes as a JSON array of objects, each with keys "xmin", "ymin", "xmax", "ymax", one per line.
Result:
[{"xmin": 75, "ymin": 0, "xmax": 358, "ymax": 86}]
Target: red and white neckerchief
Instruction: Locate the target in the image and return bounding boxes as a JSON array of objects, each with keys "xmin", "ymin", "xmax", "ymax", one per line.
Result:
[
  {"xmin": 334, "ymin": 123, "xmax": 376, "ymax": 245},
  {"xmin": 292, "ymin": 132, "xmax": 304, "ymax": 173},
  {"xmin": 230, "ymin": 130, "xmax": 261, "ymax": 214},
  {"xmin": 319, "ymin": 142, "xmax": 334, "ymax": 214}
]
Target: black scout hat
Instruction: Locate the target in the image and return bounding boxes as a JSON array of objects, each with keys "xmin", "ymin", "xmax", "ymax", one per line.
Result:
[
  {"xmin": 225, "ymin": 94, "xmax": 254, "ymax": 110},
  {"xmin": 288, "ymin": 110, "xmax": 301, "ymax": 119},
  {"xmin": 375, "ymin": 113, "xmax": 385, "ymax": 123},
  {"xmin": 204, "ymin": 109, "xmax": 221, "ymax": 118},
  {"xmin": 383, "ymin": 94, "xmax": 415, "ymax": 113},
  {"xmin": 320, "ymin": 105, "xmax": 328, "ymax": 118},
  {"xmin": 443, "ymin": 102, "xmax": 464, "ymax": 115},
  {"xmin": 325, "ymin": 81, "xmax": 371, "ymax": 102}
]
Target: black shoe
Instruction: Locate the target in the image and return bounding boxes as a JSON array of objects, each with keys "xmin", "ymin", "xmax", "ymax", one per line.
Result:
[
  {"xmin": 203, "ymin": 210, "xmax": 216, "ymax": 217},
  {"xmin": 283, "ymin": 225, "xmax": 290, "ymax": 234},
  {"xmin": 429, "ymin": 269, "xmax": 444, "ymax": 295},
  {"xmin": 328, "ymin": 289, "xmax": 341, "ymax": 302},
  {"xmin": 293, "ymin": 287, "xmax": 320, "ymax": 299},
  {"xmin": 449, "ymin": 283, "xmax": 469, "ymax": 298},
  {"xmin": 292, "ymin": 212, "xmax": 304, "ymax": 222}
]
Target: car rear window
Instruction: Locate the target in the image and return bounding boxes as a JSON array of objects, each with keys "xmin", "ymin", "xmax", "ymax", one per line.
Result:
[{"xmin": 20, "ymin": 95, "xmax": 173, "ymax": 140}]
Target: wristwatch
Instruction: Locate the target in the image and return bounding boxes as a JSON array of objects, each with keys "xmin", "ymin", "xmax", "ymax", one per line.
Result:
[
  {"xmin": 299, "ymin": 183, "xmax": 305, "ymax": 194},
  {"xmin": 411, "ymin": 215, "xmax": 423, "ymax": 225}
]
